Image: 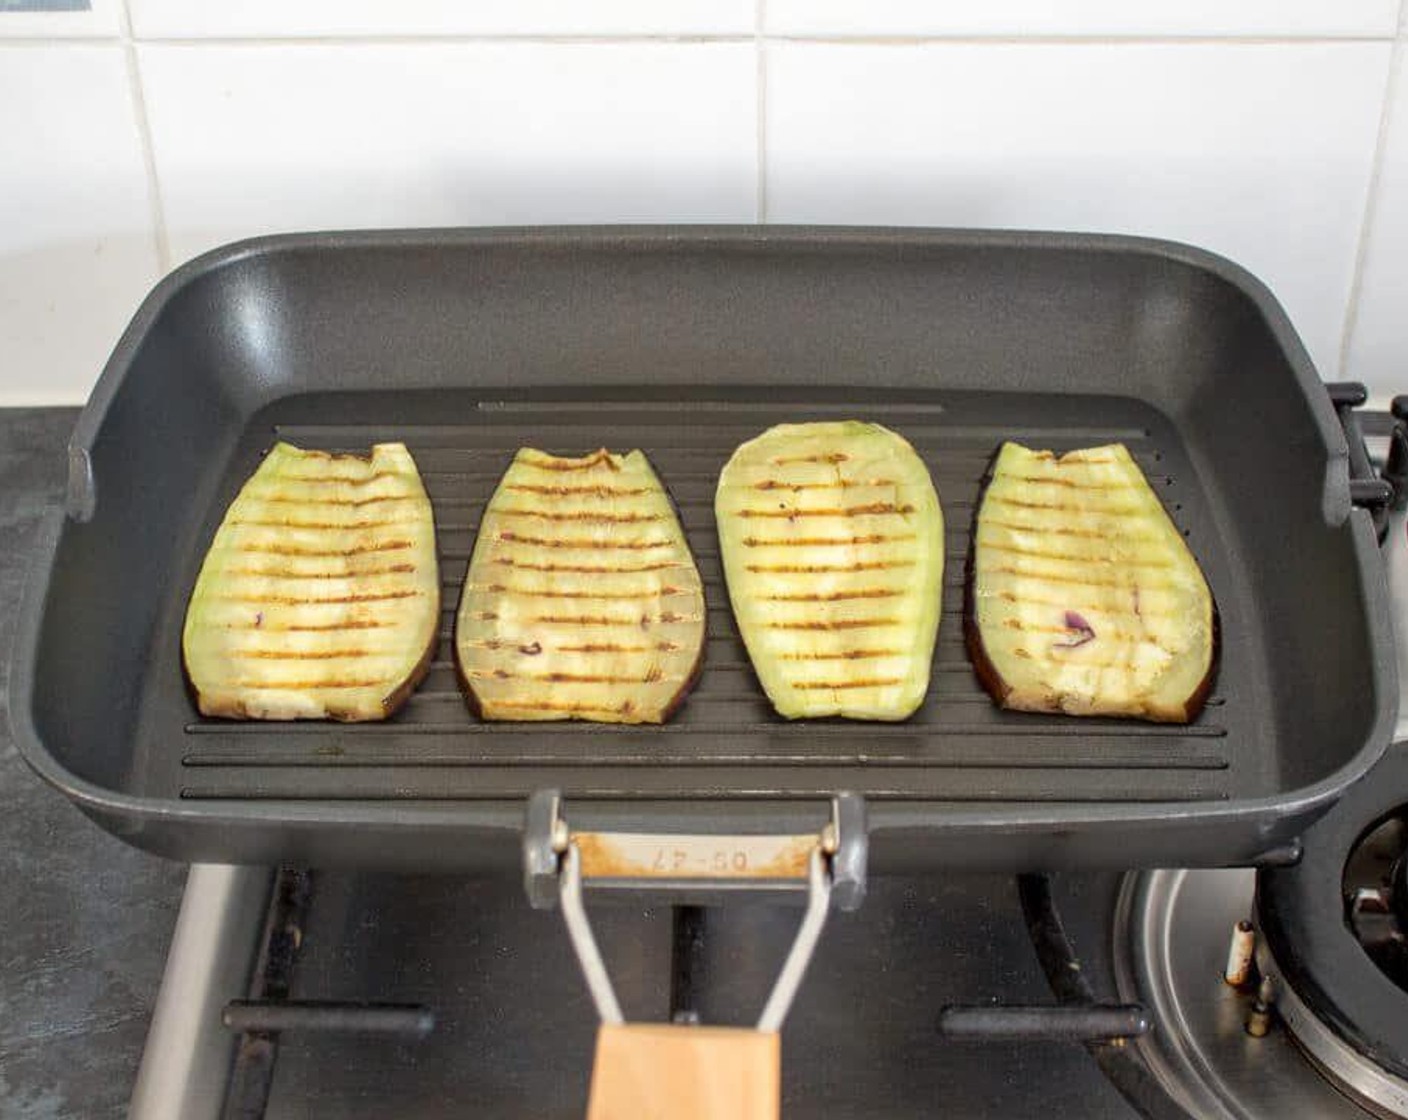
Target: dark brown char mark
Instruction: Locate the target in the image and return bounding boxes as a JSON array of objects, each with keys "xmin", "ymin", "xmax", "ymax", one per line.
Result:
[
  {"xmin": 453, "ymin": 447, "xmax": 706, "ymax": 723},
  {"xmin": 732, "ymin": 503, "xmax": 915, "ymax": 519},
  {"xmin": 741, "ymin": 533, "xmax": 915, "ymax": 548},
  {"xmin": 235, "ymin": 540, "xmax": 415, "ymax": 558},
  {"xmin": 791, "ymin": 677, "xmax": 904, "ymax": 690},
  {"xmin": 498, "ymin": 531, "xmax": 673, "ymax": 550},
  {"xmin": 224, "ymin": 563, "xmax": 418, "ymax": 579},
  {"xmin": 247, "ymin": 494, "xmax": 420, "ymax": 508},
  {"xmin": 189, "ymin": 440, "xmax": 440, "ymax": 722},
  {"xmin": 190, "ymin": 581, "xmax": 439, "ymax": 722},
  {"xmin": 964, "ymin": 442, "xmax": 1218, "ymax": 724},
  {"xmin": 504, "ymin": 484, "xmax": 654, "ymax": 498}
]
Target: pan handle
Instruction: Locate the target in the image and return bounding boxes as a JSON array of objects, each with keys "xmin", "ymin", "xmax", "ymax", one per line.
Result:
[
  {"xmin": 1326, "ymin": 381, "xmax": 1401, "ymax": 542},
  {"xmin": 522, "ymin": 789, "xmax": 867, "ymax": 912}
]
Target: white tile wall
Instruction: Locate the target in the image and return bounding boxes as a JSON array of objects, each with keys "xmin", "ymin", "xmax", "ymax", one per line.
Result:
[
  {"xmin": 766, "ymin": 0, "xmax": 1400, "ymax": 40},
  {"xmin": 128, "ymin": 0, "xmax": 754, "ymax": 39},
  {"xmin": 0, "ymin": 44, "xmax": 159, "ymax": 405},
  {"xmin": 767, "ymin": 41, "xmax": 1392, "ymax": 382},
  {"xmin": 1347, "ymin": 53, "xmax": 1408, "ymax": 398},
  {"xmin": 0, "ymin": 0, "xmax": 120, "ymax": 39},
  {"xmin": 139, "ymin": 42, "xmax": 757, "ymax": 267},
  {"xmin": 2, "ymin": 0, "xmax": 1407, "ymax": 403}
]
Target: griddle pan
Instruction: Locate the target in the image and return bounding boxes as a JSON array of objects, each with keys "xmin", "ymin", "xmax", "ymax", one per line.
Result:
[{"xmin": 9, "ymin": 228, "xmax": 1396, "ymax": 871}]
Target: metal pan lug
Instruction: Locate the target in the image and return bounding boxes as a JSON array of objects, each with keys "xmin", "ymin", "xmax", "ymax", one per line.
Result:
[{"xmin": 521, "ymin": 789, "xmax": 867, "ymax": 911}]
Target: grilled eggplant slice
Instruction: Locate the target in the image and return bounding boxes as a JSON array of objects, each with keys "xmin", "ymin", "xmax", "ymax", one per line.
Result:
[
  {"xmin": 968, "ymin": 442, "xmax": 1215, "ymax": 723},
  {"xmin": 716, "ymin": 421, "xmax": 944, "ymax": 720},
  {"xmin": 455, "ymin": 448, "xmax": 706, "ymax": 723},
  {"xmin": 182, "ymin": 442, "xmax": 440, "ymax": 721}
]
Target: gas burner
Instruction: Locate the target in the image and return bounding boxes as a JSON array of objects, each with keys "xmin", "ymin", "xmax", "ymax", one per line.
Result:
[
  {"xmin": 1257, "ymin": 749, "xmax": 1408, "ymax": 1105},
  {"xmin": 1115, "ymin": 867, "xmax": 1380, "ymax": 1119},
  {"xmin": 1344, "ymin": 809, "xmax": 1408, "ymax": 991}
]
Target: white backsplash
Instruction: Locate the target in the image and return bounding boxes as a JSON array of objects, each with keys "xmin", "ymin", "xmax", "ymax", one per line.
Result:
[{"xmin": 1, "ymin": 0, "xmax": 1405, "ymax": 405}]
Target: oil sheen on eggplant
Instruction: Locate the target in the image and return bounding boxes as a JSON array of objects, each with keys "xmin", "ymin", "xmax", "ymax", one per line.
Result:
[
  {"xmin": 455, "ymin": 448, "xmax": 706, "ymax": 723},
  {"xmin": 716, "ymin": 421, "xmax": 944, "ymax": 720},
  {"xmin": 967, "ymin": 442, "xmax": 1215, "ymax": 723},
  {"xmin": 182, "ymin": 441, "xmax": 440, "ymax": 721}
]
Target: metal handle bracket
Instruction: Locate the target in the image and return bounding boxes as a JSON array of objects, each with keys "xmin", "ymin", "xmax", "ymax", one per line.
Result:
[
  {"xmin": 522, "ymin": 789, "xmax": 866, "ymax": 1032},
  {"xmin": 522, "ymin": 789, "xmax": 867, "ymax": 912}
]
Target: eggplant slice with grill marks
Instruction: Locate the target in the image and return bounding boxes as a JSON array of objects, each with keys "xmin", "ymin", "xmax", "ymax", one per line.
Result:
[
  {"xmin": 967, "ymin": 442, "xmax": 1216, "ymax": 723},
  {"xmin": 182, "ymin": 441, "xmax": 440, "ymax": 721},
  {"xmin": 455, "ymin": 448, "xmax": 706, "ymax": 723},
  {"xmin": 716, "ymin": 421, "xmax": 944, "ymax": 721}
]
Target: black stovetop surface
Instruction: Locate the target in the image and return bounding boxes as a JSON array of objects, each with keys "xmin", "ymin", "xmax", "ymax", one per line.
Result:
[{"xmin": 262, "ymin": 870, "xmax": 1138, "ymax": 1118}]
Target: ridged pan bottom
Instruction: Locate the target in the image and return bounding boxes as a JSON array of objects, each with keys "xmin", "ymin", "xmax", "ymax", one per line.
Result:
[{"xmin": 170, "ymin": 391, "xmax": 1242, "ymax": 806}]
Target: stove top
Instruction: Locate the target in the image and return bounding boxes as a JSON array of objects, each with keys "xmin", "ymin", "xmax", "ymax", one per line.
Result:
[{"xmin": 127, "ymin": 405, "xmax": 1408, "ymax": 1120}]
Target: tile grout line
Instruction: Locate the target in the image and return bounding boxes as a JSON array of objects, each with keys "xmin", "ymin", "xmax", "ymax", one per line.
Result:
[
  {"xmin": 763, "ymin": 32, "xmax": 1397, "ymax": 45},
  {"xmin": 1339, "ymin": 31, "xmax": 1403, "ymax": 379},
  {"xmin": 109, "ymin": 32, "xmax": 757, "ymax": 47},
  {"xmin": 117, "ymin": 0, "xmax": 171, "ymax": 274},
  {"xmin": 756, "ymin": 0, "xmax": 768, "ymax": 222},
  {"xmin": 1, "ymin": 31, "xmax": 1401, "ymax": 47}
]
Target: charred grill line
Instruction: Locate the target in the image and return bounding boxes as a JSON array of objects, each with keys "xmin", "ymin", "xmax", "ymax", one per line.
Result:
[
  {"xmin": 226, "ymin": 679, "xmax": 391, "ymax": 690},
  {"xmin": 270, "ymin": 470, "xmax": 402, "ymax": 485},
  {"xmin": 466, "ymin": 584, "xmax": 691, "ymax": 600},
  {"xmin": 491, "ymin": 558, "xmax": 687, "ymax": 573},
  {"xmin": 732, "ymin": 502, "xmax": 915, "ymax": 519},
  {"xmin": 223, "ymin": 564, "xmax": 419, "ymax": 579},
  {"xmin": 232, "ymin": 541, "xmax": 415, "ymax": 557},
  {"xmin": 244, "ymin": 494, "xmax": 420, "ymax": 507},
  {"xmin": 757, "ymin": 589, "xmax": 904, "ymax": 602},
  {"xmin": 980, "ymin": 520, "xmax": 1157, "ymax": 542},
  {"xmin": 503, "ymin": 484, "xmax": 655, "ymax": 497},
  {"xmin": 229, "ymin": 518, "xmax": 424, "ymax": 530},
  {"xmin": 777, "ymin": 648, "xmax": 902, "ymax": 660},
  {"xmin": 1004, "ymin": 475, "xmax": 1140, "ymax": 491},
  {"xmin": 745, "ymin": 560, "xmax": 914, "ymax": 573},
  {"xmin": 975, "ymin": 540, "xmax": 1173, "ymax": 568},
  {"xmin": 770, "ymin": 452, "xmax": 849, "ymax": 464},
  {"xmin": 764, "ymin": 618, "xmax": 901, "ymax": 631},
  {"xmin": 985, "ymin": 495, "xmax": 1141, "ymax": 515},
  {"xmin": 238, "ymin": 621, "xmax": 398, "ymax": 632},
  {"xmin": 741, "ymin": 533, "xmax": 917, "ymax": 548},
  {"xmin": 995, "ymin": 589, "xmax": 1178, "ymax": 619},
  {"xmin": 791, "ymin": 677, "xmax": 904, "ymax": 690},
  {"xmin": 230, "ymin": 649, "xmax": 376, "ymax": 660},
  {"xmin": 212, "ymin": 590, "xmax": 423, "ymax": 606},
  {"xmin": 493, "ymin": 509, "xmax": 664, "ymax": 524},
  {"xmin": 497, "ymin": 531, "xmax": 673, "ymax": 550},
  {"xmin": 986, "ymin": 566, "xmax": 1178, "ymax": 591},
  {"xmin": 467, "ymin": 671, "xmax": 682, "ymax": 685},
  {"xmin": 752, "ymin": 477, "xmax": 896, "ymax": 491}
]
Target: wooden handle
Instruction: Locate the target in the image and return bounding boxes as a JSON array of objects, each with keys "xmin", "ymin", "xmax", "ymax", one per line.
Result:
[{"xmin": 586, "ymin": 1023, "xmax": 780, "ymax": 1120}]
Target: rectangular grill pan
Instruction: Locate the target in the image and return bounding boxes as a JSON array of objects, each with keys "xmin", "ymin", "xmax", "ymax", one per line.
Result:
[{"xmin": 9, "ymin": 227, "xmax": 1397, "ymax": 871}]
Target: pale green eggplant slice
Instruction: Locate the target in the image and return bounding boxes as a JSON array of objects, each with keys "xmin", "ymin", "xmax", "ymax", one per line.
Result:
[
  {"xmin": 716, "ymin": 421, "xmax": 944, "ymax": 720},
  {"xmin": 967, "ymin": 442, "xmax": 1216, "ymax": 723},
  {"xmin": 455, "ymin": 448, "xmax": 706, "ymax": 723},
  {"xmin": 183, "ymin": 442, "xmax": 440, "ymax": 721}
]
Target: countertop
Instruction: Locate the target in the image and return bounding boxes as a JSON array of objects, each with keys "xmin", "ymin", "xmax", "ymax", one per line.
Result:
[{"xmin": 0, "ymin": 408, "xmax": 185, "ymax": 1119}]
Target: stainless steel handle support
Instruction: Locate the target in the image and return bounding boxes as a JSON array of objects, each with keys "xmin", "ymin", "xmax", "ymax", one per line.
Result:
[
  {"xmin": 559, "ymin": 839, "xmax": 831, "ymax": 1031},
  {"xmin": 523, "ymin": 789, "xmax": 865, "ymax": 1030},
  {"xmin": 522, "ymin": 789, "xmax": 867, "ymax": 911}
]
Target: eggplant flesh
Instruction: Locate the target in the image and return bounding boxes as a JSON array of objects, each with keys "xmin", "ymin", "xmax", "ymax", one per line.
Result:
[
  {"xmin": 968, "ymin": 442, "xmax": 1215, "ymax": 723},
  {"xmin": 455, "ymin": 448, "xmax": 706, "ymax": 723},
  {"xmin": 182, "ymin": 441, "xmax": 440, "ymax": 721},
  {"xmin": 716, "ymin": 421, "xmax": 944, "ymax": 720}
]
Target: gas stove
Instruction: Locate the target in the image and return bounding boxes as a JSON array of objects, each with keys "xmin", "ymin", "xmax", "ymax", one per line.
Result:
[{"xmin": 126, "ymin": 402, "xmax": 1408, "ymax": 1119}]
